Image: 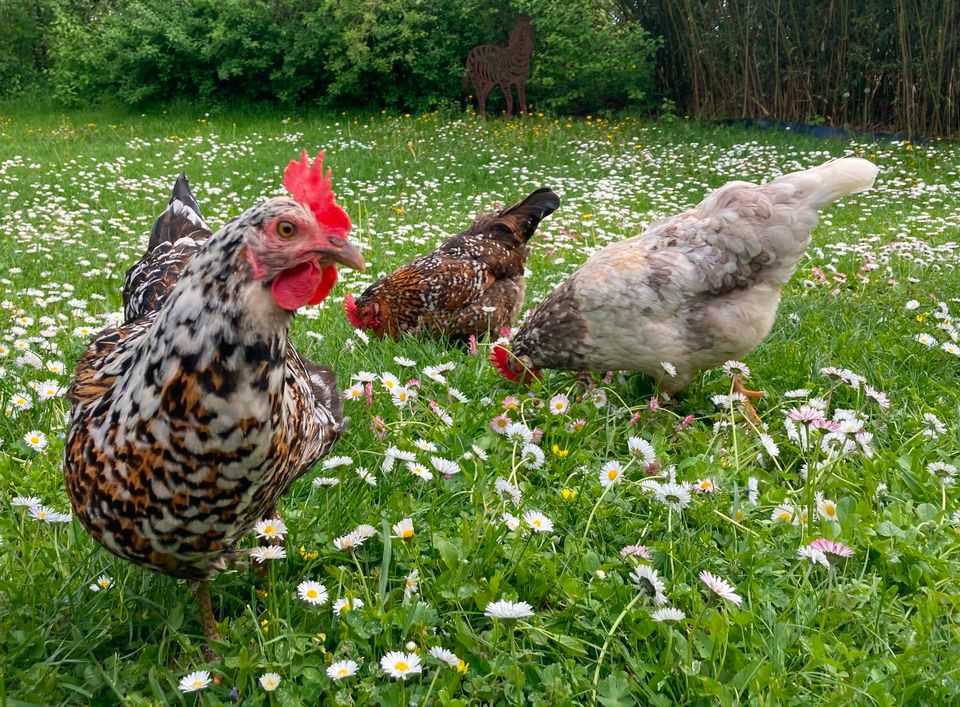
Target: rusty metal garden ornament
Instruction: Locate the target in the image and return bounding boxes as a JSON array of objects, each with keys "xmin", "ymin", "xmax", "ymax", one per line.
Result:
[{"xmin": 463, "ymin": 16, "xmax": 533, "ymax": 118}]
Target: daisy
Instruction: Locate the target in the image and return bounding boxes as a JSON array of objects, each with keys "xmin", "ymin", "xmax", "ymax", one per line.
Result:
[
  {"xmin": 30, "ymin": 505, "xmax": 70, "ymax": 522},
  {"xmin": 430, "ymin": 456, "xmax": 460, "ymax": 476},
  {"xmin": 758, "ymin": 433, "xmax": 779, "ymax": 458},
  {"xmin": 502, "ymin": 395, "xmax": 520, "ymax": 411},
  {"xmin": 915, "ymin": 333, "xmax": 938, "ymax": 347},
  {"xmin": 784, "ymin": 388, "xmax": 811, "ymax": 399},
  {"xmin": 333, "ymin": 533, "xmax": 362, "ymax": 551},
  {"xmin": 721, "ymin": 360, "xmax": 750, "ymax": 378},
  {"xmin": 620, "ymin": 544, "xmax": 653, "ymax": 560},
  {"xmin": 253, "ymin": 517, "xmax": 288, "ymax": 540},
  {"xmin": 942, "ymin": 342, "xmax": 960, "ymax": 356},
  {"xmin": 864, "ymin": 385, "xmax": 891, "ymax": 410},
  {"xmin": 747, "ymin": 477, "xmax": 759, "ymax": 505},
  {"xmin": 905, "ymin": 299, "xmax": 920, "ymax": 310},
  {"xmin": 404, "ymin": 569, "xmax": 419, "ymax": 597},
  {"xmin": 522, "ymin": 510, "xmax": 554, "ymax": 533},
  {"xmin": 797, "ymin": 545, "xmax": 830, "ymax": 567},
  {"xmin": 809, "ymin": 538, "xmax": 854, "ymax": 558},
  {"xmin": 447, "ymin": 386, "xmax": 469, "ymax": 403},
  {"xmin": 259, "ymin": 672, "xmax": 281, "ymax": 691},
  {"xmin": 660, "ymin": 361, "xmax": 677, "ymax": 377},
  {"xmin": 323, "ymin": 455, "xmax": 353, "ymax": 469},
  {"xmin": 484, "ymin": 599, "xmax": 534, "ymax": 619},
  {"xmin": 502, "ymin": 513, "xmax": 521, "ymax": 531},
  {"xmin": 592, "ymin": 389, "xmax": 608, "ymax": 408},
  {"xmin": 352, "ymin": 370, "xmax": 377, "ymax": 383},
  {"xmin": 332, "ymin": 597, "xmax": 364, "ymax": 616},
  {"xmin": 928, "ymin": 461, "xmax": 957, "ymax": 485},
  {"xmin": 816, "ymin": 497, "xmax": 840, "ymax": 522},
  {"xmin": 599, "ymin": 460, "xmax": 624, "ymax": 487},
  {"xmin": 11, "ymin": 495, "xmax": 41, "ymax": 508},
  {"xmin": 297, "ymin": 580, "xmax": 329, "ymax": 606},
  {"xmin": 381, "ymin": 372, "xmax": 400, "ymax": 391},
  {"xmin": 630, "ymin": 565, "xmax": 668, "ymax": 605},
  {"xmin": 567, "ymin": 418, "xmax": 587, "ymax": 433},
  {"xmin": 490, "ymin": 414, "xmax": 512, "ymax": 434},
  {"xmin": 10, "ymin": 392, "xmax": 33, "ymax": 413},
  {"xmin": 391, "ymin": 385, "xmax": 415, "ymax": 407},
  {"xmin": 653, "ymin": 482, "xmax": 691, "ymax": 512},
  {"xmin": 471, "ymin": 444, "xmax": 489, "ymax": 461},
  {"xmin": 89, "ymin": 575, "xmax": 113, "ymax": 592},
  {"xmin": 381, "ymin": 650, "xmax": 421, "ymax": 680},
  {"xmin": 250, "ymin": 546, "xmax": 287, "ymax": 563},
  {"xmin": 495, "ymin": 477, "xmax": 522, "ymax": 505},
  {"xmin": 694, "ymin": 478, "xmax": 717, "ymax": 493},
  {"xmin": 393, "ymin": 356, "xmax": 416, "ymax": 367},
  {"xmin": 414, "ymin": 438, "xmax": 438, "ymax": 452},
  {"xmin": 178, "ymin": 670, "xmax": 212, "ymax": 693},
  {"xmin": 392, "ymin": 518, "xmax": 415, "ymax": 539},
  {"xmin": 627, "ymin": 437, "xmax": 656, "ymax": 465},
  {"xmin": 36, "ymin": 380, "xmax": 66, "ymax": 401},
  {"xmin": 406, "ymin": 461, "xmax": 434, "ymax": 481},
  {"xmin": 353, "ymin": 524, "xmax": 377, "ymax": 540},
  {"xmin": 650, "ymin": 607, "xmax": 686, "ymax": 622},
  {"xmin": 45, "ymin": 360, "xmax": 66, "ymax": 375},
  {"xmin": 327, "ymin": 659, "xmax": 359, "ymax": 680},
  {"xmin": 343, "ymin": 384, "xmax": 364, "ymax": 401},
  {"xmin": 770, "ymin": 504, "xmax": 795, "ymax": 523},
  {"xmin": 312, "ymin": 476, "xmax": 340, "ymax": 487},
  {"xmin": 504, "ymin": 422, "xmax": 533, "ymax": 445},
  {"xmin": 23, "ymin": 430, "xmax": 48, "ymax": 452},
  {"xmin": 429, "ymin": 646, "xmax": 460, "ymax": 668},
  {"xmin": 699, "ymin": 570, "xmax": 742, "ymax": 606},
  {"xmin": 548, "ymin": 394, "xmax": 569, "ymax": 415},
  {"xmin": 520, "ymin": 443, "xmax": 545, "ymax": 470},
  {"xmin": 356, "ymin": 467, "xmax": 377, "ymax": 486}
]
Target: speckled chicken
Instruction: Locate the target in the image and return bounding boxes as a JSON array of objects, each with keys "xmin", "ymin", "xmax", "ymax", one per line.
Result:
[
  {"xmin": 63, "ymin": 153, "xmax": 364, "ymax": 647},
  {"xmin": 494, "ymin": 159, "xmax": 878, "ymax": 404},
  {"xmin": 345, "ymin": 188, "xmax": 559, "ymax": 339}
]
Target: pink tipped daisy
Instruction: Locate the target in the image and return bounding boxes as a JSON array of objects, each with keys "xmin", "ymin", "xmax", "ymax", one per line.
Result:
[{"xmin": 699, "ymin": 570, "xmax": 742, "ymax": 606}]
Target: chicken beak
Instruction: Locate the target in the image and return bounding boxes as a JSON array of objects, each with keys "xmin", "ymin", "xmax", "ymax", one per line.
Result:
[{"xmin": 315, "ymin": 238, "xmax": 366, "ymax": 271}]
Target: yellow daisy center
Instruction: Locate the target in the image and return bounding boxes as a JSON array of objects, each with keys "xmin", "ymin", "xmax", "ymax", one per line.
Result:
[
  {"xmin": 607, "ymin": 470, "xmax": 619, "ymax": 480},
  {"xmin": 306, "ymin": 589, "xmax": 317, "ymax": 598},
  {"xmin": 401, "ymin": 529, "xmax": 413, "ymax": 538},
  {"xmin": 337, "ymin": 668, "xmax": 349, "ymax": 676},
  {"xmin": 395, "ymin": 661, "xmax": 409, "ymax": 671}
]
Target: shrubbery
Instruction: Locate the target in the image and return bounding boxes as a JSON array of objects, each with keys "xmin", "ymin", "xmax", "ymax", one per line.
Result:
[{"xmin": 3, "ymin": 0, "xmax": 659, "ymax": 114}]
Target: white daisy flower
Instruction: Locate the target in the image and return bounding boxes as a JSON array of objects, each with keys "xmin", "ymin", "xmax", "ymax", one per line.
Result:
[
  {"xmin": 699, "ymin": 570, "xmax": 742, "ymax": 606},
  {"xmin": 259, "ymin": 672, "xmax": 281, "ymax": 691},
  {"xmin": 599, "ymin": 460, "xmax": 624, "ymax": 487},
  {"xmin": 250, "ymin": 546, "xmax": 287, "ymax": 563},
  {"xmin": 332, "ymin": 597, "xmax": 364, "ymax": 616},
  {"xmin": 327, "ymin": 659, "xmax": 359, "ymax": 680},
  {"xmin": 178, "ymin": 670, "xmax": 212, "ymax": 693},
  {"xmin": 522, "ymin": 510, "xmax": 554, "ymax": 533},
  {"xmin": 484, "ymin": 599, "xmax": 534, "ymax": 619},
  {"xmin": 253, "ymin": 517, "xmax": 287, "ymax": 540},
  {"xmin": 392, "ymin": 518, "xmax": 415, "ymax": 539},
  {"xmin": 429, "ymin": 646, "xmax": 460, "ymax": 668},
  {"xmin": 297, "ymin": 580, "xmax": 329, "ymax": 606},
  {"xmin": 650, "ymin": 606, "xmax": 686, "ymax": 622}
]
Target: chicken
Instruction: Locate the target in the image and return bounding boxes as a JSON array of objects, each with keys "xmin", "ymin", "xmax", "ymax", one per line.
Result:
[
  {"xmin": 493, "ymin": 158, "xmax": 878, "ymax": 412},
  {"xmin": 63, "ymin": 152, "xmax": 364, "ymax": 649},
  {"xmin": 345, "ymin": 188, "xmax": 559, "ymax": 339}
]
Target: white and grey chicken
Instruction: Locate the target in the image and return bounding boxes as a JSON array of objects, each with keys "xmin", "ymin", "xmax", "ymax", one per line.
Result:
[{"xmin": 493, "ymin": 158, "xmax": 879, "ymax": 410}]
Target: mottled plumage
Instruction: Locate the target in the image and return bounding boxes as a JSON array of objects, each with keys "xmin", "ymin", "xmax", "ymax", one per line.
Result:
[
  {"xmin": 64, "ymin": 156, "xmax": 364, "ymax": 645},
  {"xmin": 346, "ymin": 188, "xmax": 559, "ymax": 339},
  {"xmin": 496, "ymin": 159, "xmax": 879, "ymax": 392}
]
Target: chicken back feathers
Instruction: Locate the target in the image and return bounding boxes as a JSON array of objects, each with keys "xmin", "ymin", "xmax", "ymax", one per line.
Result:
[
  {"xmin": 347, "ymin": 188, "xmax": 560, "ymax": 339},
  {"xmin": 64, "ymin": 161, "xmax": 358, "ymax": 581},
  {"xmin": 501, "ymin": 158, "xmax": 878, "ymax": 391}
]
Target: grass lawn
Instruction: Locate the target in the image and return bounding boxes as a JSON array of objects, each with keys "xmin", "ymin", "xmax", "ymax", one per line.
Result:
[{"xmin": 0, "ymin": 103, "xmax": 958, "ymax": 705}]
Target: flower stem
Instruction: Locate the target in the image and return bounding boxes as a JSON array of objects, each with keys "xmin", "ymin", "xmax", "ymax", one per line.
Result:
[{"xmin": 591, "ymin": 591, "xmax": 644, "ymax": 702}]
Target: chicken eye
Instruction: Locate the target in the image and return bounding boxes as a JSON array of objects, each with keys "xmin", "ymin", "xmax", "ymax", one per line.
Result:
[{"xmin": 277, "ymin": 221, "xmax": 297, "ymax": 238}]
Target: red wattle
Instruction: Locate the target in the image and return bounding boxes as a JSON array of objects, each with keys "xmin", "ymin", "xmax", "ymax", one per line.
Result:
[
  {"xmin": 271, "ymin": 261, "xmax": 323, "ymax": 311},
  {"xmin": 309, "ymin": 265, "xmax": 338, "ymax": 305}
]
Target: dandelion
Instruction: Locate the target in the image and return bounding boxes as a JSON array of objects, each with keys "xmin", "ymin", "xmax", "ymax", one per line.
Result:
[
  {"xmin": 599, "ymin": 460, "xmax": 624, "ymax": 487},
  {"xmin": 429, "ymin": 646, "xmax": 461, "ymax": 668},
  {"xmin": 404, "ymin": 569, "xmax": 419, "ymax": 597},
  {"xmin": 484, "ymin": 599, "xmax": 534, "ymax": 619},
  {"xmin": 332, "ymin": 597, "xmax": 364, "ymax": 616},
  {"xmin": 23, "ymin": 430, "xmax": 47, "ymax": 452},
  {"xmin": 653, "ymin": 482, "xmax": 691, "ymax": 512},
  {"xmin": 630, "ymin": 564, "xmax": 667, "ymax": 605},
  {"xmin": 548, "ymin": 394, "xmax": 569, "ymax": 415},
  {"xmin": 89, "ymin": 575, "xmax": 113, "ymax": 592},
  {"xmin": 259, "ymin": 673, "xmax": 282, "ymax": 691},
  {"xmin": 392, "ymin": 518, "xmax": 415, "ymax": 539},
  {"xmin": 699, "ymin": 570, "xmax": 743, "ymax": 606},
  {"xmin": 660, "ymin": 361, "xmax": 677, "ymax": 377},
  {"xmin": 327, "ymin": 659, "xmax": 359, "ymax": 680},
  {"xmin": 178, "ymin": 670, "xmax": 211, "ymax": 693},
  {"xmin": 560, "ymin": 487, "xmax": 578, "ymax": 501},
  {"xmin": 297, "ymin": 580, "xmax": 329, "ymax": 606},
  {"xmin": 522, "ymin": 510, "xmax": 554, "ymax": 532},
  {"xmin": 380, "ymin": 651, "xmax": 421, "ymax": 680},
  {"xmin": 250, "ymin": 546, "xmax": 287, "ymax": 563},
  {"xmin": 651, "ymin": 607, "xmax": 686, "ymax": 622},
  {"xmin": 253, "ymin": 517, "xmax": 287, "ymax": 540}
]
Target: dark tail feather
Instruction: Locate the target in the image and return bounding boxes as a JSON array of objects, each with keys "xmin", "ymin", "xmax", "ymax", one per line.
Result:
[
  {"xmin": 147, "ymin": 174, "xmax": 210, "ymax": 252},
  {"xmin": 497, "ymin": 188, "xmax": 561, "ymax": 242}
]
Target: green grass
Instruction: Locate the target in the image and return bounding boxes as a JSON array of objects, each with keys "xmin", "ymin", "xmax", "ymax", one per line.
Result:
[{"xmin": 1, "ymin": 102, "xmax": 959, "ymax": 705}]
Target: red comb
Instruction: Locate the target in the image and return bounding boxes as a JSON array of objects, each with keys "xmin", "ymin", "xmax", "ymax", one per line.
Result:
[
  {"xmin": 344, "ymin": 293, "xmax": 363, "ymax": 329},
  {"xmin": 284, "ymin": 150, "xmax": 352, "ymax": 238},
  {"xmin": 491, "ymin": 344, "xmax": 521, "ymax": 384}
]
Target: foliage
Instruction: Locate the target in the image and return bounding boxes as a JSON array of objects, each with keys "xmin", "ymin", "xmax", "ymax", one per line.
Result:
[
  {"xmin": 0, "ymin": 105, "xmax": 959, "ymax": 703},
  {"xmin": 0, "ymin": 0, "xmax": 52, "ymax": 96}
]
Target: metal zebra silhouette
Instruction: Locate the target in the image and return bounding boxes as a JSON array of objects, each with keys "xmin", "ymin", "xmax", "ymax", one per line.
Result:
[{"xmin": 463, "ymin": 16, "xmax": 533, "ymax": 118}]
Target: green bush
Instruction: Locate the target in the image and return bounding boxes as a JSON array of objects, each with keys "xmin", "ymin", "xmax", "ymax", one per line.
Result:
[
  {"xmin": 0, "ymin": 0, "xmax": 52, "ymax": 97},
  {"xmin": 36, "ymin": 0, "xmax": 658, "ymax": 113}
]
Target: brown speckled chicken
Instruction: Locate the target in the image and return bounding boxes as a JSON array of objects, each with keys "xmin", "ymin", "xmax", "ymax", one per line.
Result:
[
  {"xmin": 63, "ymin": 153, "xmax": 364, "ymax": 647},
  {"xmin": 494, "ymin": 159, "xmax": 878, "ymax": 405},
  {"xmin": 345, "ymin": 188, "xmax": 559, "ymax": 339}
]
